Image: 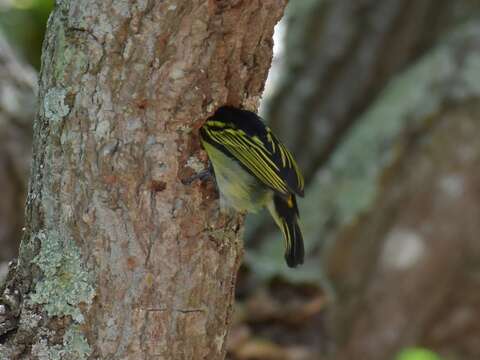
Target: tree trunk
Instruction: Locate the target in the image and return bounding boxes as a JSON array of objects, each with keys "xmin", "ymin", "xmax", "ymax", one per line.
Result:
[
  {"xmin": 327, "ymin": 27, "xmax": 480, "ymax": 359},
  {"xmin": 0, "ymin": 1, "xmax": 287, "ymax": 359},
  {"xmin": 239, "ymin": 1, "xmax": 480, "ymax": 358},
  {"xmin": 265, "ymin": 0, "xmax": 472, "ymax": 184},
  {"xmin": 0, "ymin": 34, "xmax": 36, "ymax": 267},
  {"xmin": 247, "ymin": 0, "xmax": 480, "ymax": 277}
]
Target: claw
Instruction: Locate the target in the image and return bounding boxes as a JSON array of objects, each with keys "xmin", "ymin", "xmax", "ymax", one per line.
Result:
[{"xmin": 182, "ymin": 163, "xmax": 215, "ymax": 185}]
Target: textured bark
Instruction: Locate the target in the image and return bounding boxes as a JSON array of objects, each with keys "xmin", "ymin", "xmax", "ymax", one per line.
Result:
[
  {"xmin": 0, "ymin": 1, "xmax": 287, "ymax": 359},
  {"xmin": 0, "ymin": 34, "xmax": 36, "ymax": 264}
]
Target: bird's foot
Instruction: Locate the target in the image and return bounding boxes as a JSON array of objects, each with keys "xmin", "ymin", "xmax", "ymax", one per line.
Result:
[{"xmin": 182, "ymin": 163, "xmax": 214, "ymax": 185}]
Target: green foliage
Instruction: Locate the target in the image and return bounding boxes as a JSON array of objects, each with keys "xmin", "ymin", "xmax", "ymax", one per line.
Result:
[
  {"xmin": 0, "ymin": 0, "xmax": 54, "ymax": 69},
  {"xmin": 395, "ymin": 347, "xmax": 443, "ymax": 360}
]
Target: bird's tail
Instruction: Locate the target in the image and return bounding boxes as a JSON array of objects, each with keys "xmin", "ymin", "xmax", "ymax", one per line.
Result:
[{"xmin": 268, "ymin": 193, "xmax": 304, "ymax": 268}]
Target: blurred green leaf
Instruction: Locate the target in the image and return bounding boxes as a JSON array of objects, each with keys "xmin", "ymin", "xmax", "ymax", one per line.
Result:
[
  {"xmin": 0, "ymin": 0, "xmax": 54, "ymax": 69},
  {"xmin": 395, "ymin": 347, "xmax": 443, "ymax": 360}
]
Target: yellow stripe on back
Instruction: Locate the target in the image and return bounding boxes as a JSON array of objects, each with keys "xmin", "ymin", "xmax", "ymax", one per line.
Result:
[
  {"xmin": 206, "ymin": 128, "xmax": 289, "ymax": 195},
  {"xmin": 203, "ymin": 121, "xmax": 304, "ymax": 196}
]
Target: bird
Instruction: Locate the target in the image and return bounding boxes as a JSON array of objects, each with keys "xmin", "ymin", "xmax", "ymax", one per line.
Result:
[{"xmin": 199, "ymin": 106, "xmax": 305, "ymax": 267}]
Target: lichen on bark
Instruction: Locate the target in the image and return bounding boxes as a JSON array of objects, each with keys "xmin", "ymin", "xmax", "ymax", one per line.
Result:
[
  {"xmin": 28, "ymin": 230, "xmax": 94, "ymax": 323},
  {"xmin": 31, "ymin": 325, "xmax": 92, "ymax": 360},
  {"xmin": 0, "ymin": 0, "xmax": 287, "ymax": 358},
  {"xmin": 43, "ymin": 87, "xmax": 70, "ymax": 124}
]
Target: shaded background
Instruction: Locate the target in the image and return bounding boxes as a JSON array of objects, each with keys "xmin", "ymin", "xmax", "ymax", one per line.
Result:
[{"xmin": 1, "ymin": 1, "xmax": 480, "ymax": 359}]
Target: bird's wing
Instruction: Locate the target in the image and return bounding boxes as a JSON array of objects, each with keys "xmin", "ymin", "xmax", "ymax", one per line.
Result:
[{"xmin": 201, "ymin": 125, "xmax": 304, "ymax": 197}]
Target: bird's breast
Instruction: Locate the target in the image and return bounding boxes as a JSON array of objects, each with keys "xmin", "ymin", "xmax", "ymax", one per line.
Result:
[{"xmin": 201, "ymin": 141, "xmax": 271, "ymax": 213}]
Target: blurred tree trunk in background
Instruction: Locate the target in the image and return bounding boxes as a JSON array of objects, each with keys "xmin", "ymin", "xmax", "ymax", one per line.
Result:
[
  {"xmin": 238, "ymin": 1, "xmax": 480, "ymax": 360},
  {"xmin": 331, "ymin": 97, "xmax": 480, "ymax": 360},
  {"xmin": 249, "ymin": 0, "xmax": 480, "ymax": 266},
  {"xmin": 266, "ymin": 0, "xmax": 478, "ymax": 184},
  {"xmin": 249, "ymin": 0, "xmax": 475, "ymax": 250},
  {"xmin": 0, "ymin": 34, "xmax": 36, "ymax": 270},
  {"xmin": 0, "ymin": 1, "xmax": 286, "ymax": 359}
]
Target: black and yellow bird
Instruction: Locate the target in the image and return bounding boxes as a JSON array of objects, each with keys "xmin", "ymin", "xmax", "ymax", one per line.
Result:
[{"xmin": 199, "ymin": 106, "xmax": 305, "ymax": 267}]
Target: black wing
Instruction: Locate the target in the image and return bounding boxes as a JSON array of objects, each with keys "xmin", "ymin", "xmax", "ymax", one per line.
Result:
[{"xmin": 201, "ymin": 107, "xmax": 304, "ymax": 197}]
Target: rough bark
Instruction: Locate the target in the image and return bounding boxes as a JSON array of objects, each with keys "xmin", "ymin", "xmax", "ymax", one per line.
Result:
[
  {"xmin": 0, "ymin": 1, "xmax": 287, "ymax": 359},
  {"xmin": 0, "ymin": 34, "xmax": 36, "ymax": 266}
]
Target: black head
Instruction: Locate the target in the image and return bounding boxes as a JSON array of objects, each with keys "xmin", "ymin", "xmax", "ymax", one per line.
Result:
[{"xmin": 208, "ymin": 106, "xmax": 267, "ymax": 136}]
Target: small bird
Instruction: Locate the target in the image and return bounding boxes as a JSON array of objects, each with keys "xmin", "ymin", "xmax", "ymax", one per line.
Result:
[{"xmin": 199, "ymin": 106, "xmax": 305, "ymax": 267}]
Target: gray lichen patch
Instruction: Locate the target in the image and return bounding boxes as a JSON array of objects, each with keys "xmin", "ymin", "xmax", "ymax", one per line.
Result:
[
  {"xmin": 62, "ymin": 325, "xmax": 92, "ymax": 359},
  {"xmin": 0, "ymin": 345, "xmax": 14, "ymax": 359},
  {"xmin": 28, "ymin": 230, "xmax": 95, "ymax": 323},
  {"xmin": 43, "ymin": 87, "xmax": 70, "ymax": 123},
  {"xmin": 380, "ymin": 228, "xmax": 426, "ymax": 270},
  {"xmin": 31, "ymin": 337, "xmax": 63, "ymax": 360},
  {"xmin": 186, "ymin": 156, "xmax": 205, "ymax": 173},
  {"xmin": 31, "ymin": 325, "xmax": 92, "ymax": 360}
]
